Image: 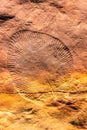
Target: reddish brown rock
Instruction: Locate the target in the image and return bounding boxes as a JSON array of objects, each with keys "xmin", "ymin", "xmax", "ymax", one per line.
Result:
[{"xmin": 0, "ymin": 0, "xmax": 87, "ymax": 130}]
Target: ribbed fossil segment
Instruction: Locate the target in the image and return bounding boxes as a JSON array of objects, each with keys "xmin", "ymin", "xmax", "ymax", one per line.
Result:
[{"xmin": 7, "ymin": 30, "xmax": 73, "ymax": 100}]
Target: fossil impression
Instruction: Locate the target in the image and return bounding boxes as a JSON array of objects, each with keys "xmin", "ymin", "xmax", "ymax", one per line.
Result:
[{"xmin": 7, "ymin": 30, "xmax": 73, "ymax": 100}]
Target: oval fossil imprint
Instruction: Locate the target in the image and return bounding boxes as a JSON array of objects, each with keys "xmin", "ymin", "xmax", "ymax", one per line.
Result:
[{"xmin": 7, "ymin": 30, "xmax": 73, "ymax": 100}]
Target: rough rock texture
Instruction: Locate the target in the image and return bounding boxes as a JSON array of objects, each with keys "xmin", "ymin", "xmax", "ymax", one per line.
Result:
[
  {"xmin": 0, "ymin": 0, "xmax": 87, "ymax": 130},
  {"xmin": 0, "ymin": 0, "xmax": 87, "ymax": 71}
]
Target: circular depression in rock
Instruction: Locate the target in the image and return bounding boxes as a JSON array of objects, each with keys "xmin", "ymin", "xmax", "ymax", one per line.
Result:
[{"xmin": 7, "ymin": 30, "xmax": 73, "ymax": 100}]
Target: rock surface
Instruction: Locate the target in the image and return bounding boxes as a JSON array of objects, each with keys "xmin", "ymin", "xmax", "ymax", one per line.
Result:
[{"xmin": 0, "ymin": 0, "xmax": 87, "ymax": 130}]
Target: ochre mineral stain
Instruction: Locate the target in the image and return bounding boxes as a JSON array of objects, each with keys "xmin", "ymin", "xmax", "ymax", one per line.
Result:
[{"xmin": 0, "ymin": 0, "xmax": 87, "ymax": 130}]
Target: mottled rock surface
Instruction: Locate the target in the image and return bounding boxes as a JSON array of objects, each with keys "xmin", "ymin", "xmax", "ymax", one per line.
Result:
[{"xmin": 0, "ymin": 0, "xmax": 87, "ymax": 130}]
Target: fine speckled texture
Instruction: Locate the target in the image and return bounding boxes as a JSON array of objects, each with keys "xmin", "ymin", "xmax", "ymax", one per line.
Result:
[{"xmin": 0, "ymin": 0, "xmax": 87, "ymax": 130}]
